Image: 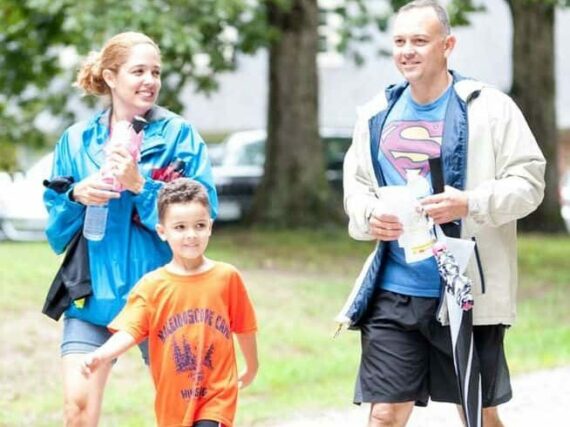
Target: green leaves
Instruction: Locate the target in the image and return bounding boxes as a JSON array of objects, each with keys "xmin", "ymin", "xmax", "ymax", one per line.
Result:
[{"xmin": 0, "ymin": 0, "xmax": 262, "ymax": 158}]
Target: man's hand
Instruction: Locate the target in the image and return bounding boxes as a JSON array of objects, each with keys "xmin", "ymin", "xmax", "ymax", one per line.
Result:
[
  {"xmin": 420, "ymin": 185, "xmax": 468, "ymax": 224},
  {"xmin": 369, "ymin": 212, "xmax": 404, "ymax": 241}
]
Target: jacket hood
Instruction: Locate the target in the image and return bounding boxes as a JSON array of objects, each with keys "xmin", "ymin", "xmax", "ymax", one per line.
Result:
[{"xmin": 356, "ymin": 71, "xmax": 485, "ymax": 122}]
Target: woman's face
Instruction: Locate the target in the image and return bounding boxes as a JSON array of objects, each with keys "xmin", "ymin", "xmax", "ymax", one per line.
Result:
[{"xmin": 105, "ymin": 43, "xmax": 162, "ymax": 120}]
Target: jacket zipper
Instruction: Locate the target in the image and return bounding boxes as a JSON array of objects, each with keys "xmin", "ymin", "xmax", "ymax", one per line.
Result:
[{"xmin": 471, "ymin": 237, "xmax": 486, "ymax": 294}]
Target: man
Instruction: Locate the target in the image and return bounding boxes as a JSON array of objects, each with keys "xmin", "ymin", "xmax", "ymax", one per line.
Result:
[{"xmin": 336, "ymin": 1, "xmax": 546, "ymax": 426}]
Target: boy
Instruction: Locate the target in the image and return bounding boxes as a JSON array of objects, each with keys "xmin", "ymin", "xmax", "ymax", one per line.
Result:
[{"xmin": 81, "ymin": 178, "xmax": 258, "ymax": 427}]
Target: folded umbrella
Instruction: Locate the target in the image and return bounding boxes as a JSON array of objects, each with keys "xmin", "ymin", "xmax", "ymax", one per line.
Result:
[
  {"xmin": 432, "ymin": 236, "xmax": 481, "ymax": 427},
  {"xmin": 429, "ymin": 156, "xmax": 481, "ymax": 427}
]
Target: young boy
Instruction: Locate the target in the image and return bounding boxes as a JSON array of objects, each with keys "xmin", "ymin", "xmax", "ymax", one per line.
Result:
[{"xmin": 81, "ymin": 178, "xmax": 258, "ymax": 427}]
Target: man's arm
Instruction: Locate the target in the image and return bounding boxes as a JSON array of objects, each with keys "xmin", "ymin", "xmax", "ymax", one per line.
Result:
[
  {"xmin": 423, "ymin": 89, "xmax": 545, "ymax": 228},
  {"xmin": 235, "ymin": 332, "xmax": 258, "ymax": 389},
  {"xmin": 343, "ymin": 117, "xmax": 384, "ymax": 240},
  {"xmin": 464, "ymin": 93, "xmax": 545, "ymax": 228}
]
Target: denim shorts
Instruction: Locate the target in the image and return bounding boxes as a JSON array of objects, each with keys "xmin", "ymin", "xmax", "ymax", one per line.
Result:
[{"xmin": 61, "ymin": 316, "xmax": 149, "ymax": 365}]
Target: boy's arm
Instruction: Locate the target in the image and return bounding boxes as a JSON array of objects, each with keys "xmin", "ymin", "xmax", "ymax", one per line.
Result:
[
  {"xmin": 81, "ymin": 331, "xmax": 137, "ymax": 376},
  {"xmin": 235, "ymin": 332, "xmax": 258, "ymax": 389}
]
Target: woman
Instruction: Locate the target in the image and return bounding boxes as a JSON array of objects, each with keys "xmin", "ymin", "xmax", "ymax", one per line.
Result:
[{"xmin": 43, "ymin": 32, "xmax": 218, "ymax": 425}]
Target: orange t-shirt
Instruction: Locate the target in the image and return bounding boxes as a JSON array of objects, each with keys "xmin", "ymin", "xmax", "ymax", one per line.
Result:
[{"xmin": 109, "ymin": 262, "xmax": 257, "ymax": 427}]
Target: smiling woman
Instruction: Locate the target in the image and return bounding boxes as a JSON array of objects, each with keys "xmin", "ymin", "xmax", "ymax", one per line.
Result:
[{"xmin": 42, "ymin": 31, "xmax": 218, "ymax": 426}]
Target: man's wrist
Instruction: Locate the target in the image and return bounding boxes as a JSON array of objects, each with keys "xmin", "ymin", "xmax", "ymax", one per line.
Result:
[{"xmin": 467, "ymin": 193, "xmax": 480, "ymax": 216}]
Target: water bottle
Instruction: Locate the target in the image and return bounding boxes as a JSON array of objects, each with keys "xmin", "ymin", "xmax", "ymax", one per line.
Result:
[
  {"xmin": 83, "ymin": 116, "xmax": 146, "ymax": 241},
  {"xmin": 83, "ymin": 204, "xmax": 109, "ymax": 241},
  {"xmin": 406, "ymin": 169, "xmax": 431, "ymax": 200}
]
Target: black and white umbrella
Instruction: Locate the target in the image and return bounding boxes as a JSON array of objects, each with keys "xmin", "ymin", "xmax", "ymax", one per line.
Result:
[
  {"xmin": 433, "ymin": 239, "xmax": 482, "ymax": 427},
  {"xmin": 428, "ymin": 157, "xmax": 481, "ymax": 427}
]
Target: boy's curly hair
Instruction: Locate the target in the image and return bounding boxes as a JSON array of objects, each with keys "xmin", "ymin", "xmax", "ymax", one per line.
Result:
[{"xmin": 157, "ymin": 178, "xmax": 210, "ymax": 222}]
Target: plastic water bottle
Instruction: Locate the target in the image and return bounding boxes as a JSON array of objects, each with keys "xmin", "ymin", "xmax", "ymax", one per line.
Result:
[
  {"xmin": 83, "ymin": 116, "xmax": 146, "ymax": 241},
  {"xmin": 83, "ymin": 204, "xmax": 109, "ymax": 241},
  {"xmin": 406, "ymin": 169, "xmax": 431, "ymax": 199}
]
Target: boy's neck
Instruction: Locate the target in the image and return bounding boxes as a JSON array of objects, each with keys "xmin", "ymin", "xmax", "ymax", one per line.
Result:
[{"xmin": 167, "ymin": 256, "xmax": 214, "ymax": 276}]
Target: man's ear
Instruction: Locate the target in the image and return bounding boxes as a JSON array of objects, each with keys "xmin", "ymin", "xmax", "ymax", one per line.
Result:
[
  {"xmin": 102, "ymin": 69, "xmax": 116, "ymax": 89},
  {"xmin": 443, "ymin": 34, "xmax": 456, "ymax": 59},
  {"xmin": 156, "ymin": 223, "xmax": 167, "ymax": 241}
]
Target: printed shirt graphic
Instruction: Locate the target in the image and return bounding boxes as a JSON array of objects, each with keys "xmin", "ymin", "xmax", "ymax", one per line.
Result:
[
  {"xmin": 109, "ymin": 262, "xmax": 257, "ymax": 427},
  {"xmin": 378, "ymin": 85, "xmax": 452, "ymax": 297}
]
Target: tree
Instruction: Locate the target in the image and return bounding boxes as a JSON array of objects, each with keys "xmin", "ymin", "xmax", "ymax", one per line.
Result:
[
  {"xmin": 1, "ymin": 0, "xmax": 346, "ymax": 226},
  {"xmin": 506, "ymin": 0, "xmax": 566, "ymax": 232},
  {"xmin": 0, "ymin": 0, "xmax": 263, "ymax": 161},
  {"xmin": 248, "ymin": 0, "xmax": 378, "ymax": 226},
  {"xmin": 248, "ymin": 0, "xmax": 337, "ymax": 226},
  {"xmin": 4, "ymin": 1, "xmax": 564, "ymax": 230}
]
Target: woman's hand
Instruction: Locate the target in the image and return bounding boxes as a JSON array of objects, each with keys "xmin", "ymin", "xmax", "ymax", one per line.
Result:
[
  {"xmin": 71, "ymin": 174, "xmax": 120, "ymax": 206},
  {"xmin": 105, "ymin": 145, "xmax": 145, "ymax": 194}
]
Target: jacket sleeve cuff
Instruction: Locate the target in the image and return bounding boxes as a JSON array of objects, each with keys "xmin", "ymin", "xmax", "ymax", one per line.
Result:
[
  {"xmin": 467, "ymin": 190, "xmax": 488, "ymax": 225},
  {"xmin": 131, "ymin": 179, "xmax": 162, "ymax": 201},
  {"xmin": 347, "ymin": 198, "xmax": 376, "ymax": 241}
]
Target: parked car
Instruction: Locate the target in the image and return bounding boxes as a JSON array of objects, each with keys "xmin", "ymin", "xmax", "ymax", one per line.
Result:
[
  {"xmin": 0, "ymin": 128, "xmax": 352, "ymax": 238},
  {"xmin": 0, "ymin": 152, "xmax": 52, "ymax": 241},
  {"xmin": 560, "ymin": 171, "xmax": 570, "ymax": 232},
  {"xmin": 210, "ymin": 128, "xmax": 352, "ymax": 221}
]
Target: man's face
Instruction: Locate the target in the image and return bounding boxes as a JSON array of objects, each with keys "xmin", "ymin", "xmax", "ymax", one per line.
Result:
[{"xmin": 392, "ymin": 7, "xmax": 454, "ymax": 85}]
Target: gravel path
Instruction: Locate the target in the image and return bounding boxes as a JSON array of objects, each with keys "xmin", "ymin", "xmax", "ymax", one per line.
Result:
[{"xmin": 264, "ymin": 366, "xmax": 570, "ymax": 426}]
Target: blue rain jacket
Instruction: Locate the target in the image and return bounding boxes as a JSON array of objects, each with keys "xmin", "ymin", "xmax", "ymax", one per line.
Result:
[{"xmin": 44, "ymin": 106, "xmax": 218, "ymax": 326}]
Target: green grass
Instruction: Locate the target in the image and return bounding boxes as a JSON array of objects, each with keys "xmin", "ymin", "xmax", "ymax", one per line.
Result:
[
  {"xmin": 0, "ymin": 229, "xmax": 569, "ymax": 426},
  {"xmin": 505, "ymin": 235, "xmax": 570, "ymax": 373}
]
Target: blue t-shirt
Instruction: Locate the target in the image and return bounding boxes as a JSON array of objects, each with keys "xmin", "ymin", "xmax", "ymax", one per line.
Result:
[{"xmin": 377, "ymin": 85, "xmax": 452, "ymax": 298}]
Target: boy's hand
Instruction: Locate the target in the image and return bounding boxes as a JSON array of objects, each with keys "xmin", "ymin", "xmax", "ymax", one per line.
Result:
[
  {"xmin": 81, "ymin": 353, "xmax": 103, "ymax": 376},
  {"xmin": 238, "ymin": 367, "xmax": 257, "ymax": 389}
]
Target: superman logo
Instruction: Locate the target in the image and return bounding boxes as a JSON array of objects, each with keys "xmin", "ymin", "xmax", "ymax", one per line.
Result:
[{"xmin": 380, "ymin": 120, "xmax": 443, "ymax": 179}]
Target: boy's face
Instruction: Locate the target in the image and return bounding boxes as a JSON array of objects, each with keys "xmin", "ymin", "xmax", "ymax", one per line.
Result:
[{"xmin": 156, "ymin": 201, "xmax": 212, "ymax": 262}]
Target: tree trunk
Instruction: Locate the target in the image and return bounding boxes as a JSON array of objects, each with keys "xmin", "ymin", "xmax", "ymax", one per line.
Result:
[
  {"xmin": 248, "ymin": 0, "xmax": 340, "ymax": 226},
  {"xmin": 506, "ymin": 0, "xmax": 564, "ymax": 232}
]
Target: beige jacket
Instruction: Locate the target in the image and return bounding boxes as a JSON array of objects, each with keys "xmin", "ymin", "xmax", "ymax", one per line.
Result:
[{"xmin": 339, "ymin": 79, "xmax": 546, "ymax": 326}]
